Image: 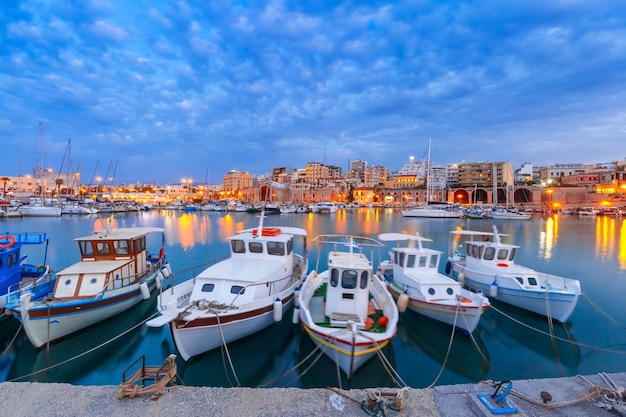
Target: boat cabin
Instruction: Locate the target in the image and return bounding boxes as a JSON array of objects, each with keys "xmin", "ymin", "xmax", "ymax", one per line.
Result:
[
  {"xmin": 189, "ymin": 227, "xmax": 302, "ymax": 306},
  {"xmin": 324, "ymin": 250, "xmax": 372, "ymax": 325},
  {"xmin": 388, "ymin": 246, "xmax": 461, "ymax": 301},
  {"xmin": 53, "ymin": 228, "xmax": 164, "ymax": 299},
  {"xmin": 464, "ymin": 241, "xmax": 517, "ymax": 268}
]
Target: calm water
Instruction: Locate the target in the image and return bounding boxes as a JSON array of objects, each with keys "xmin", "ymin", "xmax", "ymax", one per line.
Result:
[{"xmin": 1, "ymin": 209, "xmax": 625, "ymax": 388}]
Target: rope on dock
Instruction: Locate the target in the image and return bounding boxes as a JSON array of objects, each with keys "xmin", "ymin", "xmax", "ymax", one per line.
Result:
[{"xmin": 118, "ymin": 354, "xmax": 178, "ymax": 400}]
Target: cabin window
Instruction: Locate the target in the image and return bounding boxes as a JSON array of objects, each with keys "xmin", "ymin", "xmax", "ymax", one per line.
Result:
[
  {"xmin": 419, "ymin": 256, "xmax": 427, "ymax": 268},
  {"xmin": 342, "ymin": 270, "xmax": 358, "ymax": 289},
  {"xmin": 509, "ymin": 248, "xmax": 516, "ymax": 261},
  {"xmin": 466, "ymin": 243, "xmax": 473, "ymax": 257},
  {"xmin": 528, "ymin": 277, "xmax": 537, "ymax": 286},
  {"xmin": 267, "ymin": 242, "xmax": 285, "ymax": 256},
  {"xmin": 393, "ymin": 251, "xmax": 400, "ymax": 265},
  {"xmin": 360, "ymin": 271, "xmax": 368, "ymax": 289},
  {"xmin": 64, "ymin": 279, "xmax": 71, "ymax": 285},
  {"xmin": 80, "ymin": 241, "xmax": 94, "ymax": 256},
  {"xmin": 330, "ymin": 268, "xmax": 339, "ymax": 287},
  {"xmin": 477, "ymin": 247, "xmax": 483, "ymax": 259},
  {"xmin": 406, "ymin": 254, "xmax": 416, "ymax": 268},
  {"xmin": 287, "ymin": 238, "xmax": 293, "ymax": 255},
  {"xmin": 515, "ymin": 277, "xmax": 523, "ymax": 285},
  {"xmin": 96, "ymin": 242, "xmax": 110, "ymax": 255},
  {"xmin": 133, "ymin": 237, "xmax": 146, "ymax": 253},
  {"xmin": 231, "ymin": 240, "xmax": 245, "ymax": 254},
  {"xmin": 90, "ymin": 278, "xmax": 97, "ymax": 284},
  {"xmin": 447, "ymin": 287, "xmax": 454, "ymax": 295},
  {"xmin": 12, "ymin": 253, "xmax": 17, "ymax": 264},
  {"xmin": 430, "ymin": 254, "xmax": 438, "ymax": 268},
  {"xmin": 428, "ymin": 287, "xmax": 435, "ymax": 295},
  {"xmin": 472, "ymin": 245, "xmax": 479, "ymax": 259},
  {"xmin": 497, "ymin": 249, "xmax": 508, "ymax": 260},
  {"xmin": 114, "ymin": 240, "xmax": 130, "ymax": 255},
  {"xmin": 249, "ymin": 242, "xmax": 263, "ymax": 253},
  {"xmin": 0, "ymin": 257, "xmax": 3, "ymax": 268},
  {"xmin": 202, "ymin": 283, "xmax": 215, "ymax": 292},
  {"xmin": 399, "ymin": 251, "xmax": 405, "ymax": 267},
  {"xmin": 6, "ymin": 254, "xmax": 12, "ymax": 267},
  {"xmin": 230, "ymin": 285, "xmax": 245, "ymax": 295},
  {"xmin": 484, "ymin": 247, "xmax": 495, "ymax": 260}
]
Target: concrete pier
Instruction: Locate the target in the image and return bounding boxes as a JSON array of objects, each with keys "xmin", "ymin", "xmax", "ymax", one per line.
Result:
[{"xmin": 1, "ymin": 372, "xmax": 625, "ymax": 416}]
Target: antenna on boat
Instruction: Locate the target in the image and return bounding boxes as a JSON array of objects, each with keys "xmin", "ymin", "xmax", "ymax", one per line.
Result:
[
  {"xmin": 492, "ymin": 225, "xmax": 501, "ymax": 244},
  {"xmin": 256, "ymin": 209, "xmax": 266, "ymax": 237}
]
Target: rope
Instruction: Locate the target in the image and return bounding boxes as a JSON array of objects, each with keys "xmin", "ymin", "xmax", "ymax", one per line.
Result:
[
  {"xmin": 425, "ymin": 302, "xmax": 460, "ymax": 388},
  {"xmin": 490, "ymin": 304, "xmax": 626, "ymax": 355},
  {"xmin": 7, "ymin": 310, "xmax": 161, "ymax": 382},
  {"xmin": 256, "ymin": 343, "xmax": 324, "ymax": 388},
  {"xmin": 1, "ymin": 321, "xmax": 23, "ymax": 356},
  {"xmin": 582, "ymin": 292, "xmax": 626, "ymax": 331},
  {"xmin": 212, "ymin": 308, "xmax": 240, "ymax": 387}
]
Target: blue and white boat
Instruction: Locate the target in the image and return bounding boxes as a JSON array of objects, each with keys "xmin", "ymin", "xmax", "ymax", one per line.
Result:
[
  {"xmin": 446, "ymin": 226, "xmax": 580, "ymax": 322},
  {"xmin": 0, "ymin": 232, "xmax": 54, "ymax": 315}
]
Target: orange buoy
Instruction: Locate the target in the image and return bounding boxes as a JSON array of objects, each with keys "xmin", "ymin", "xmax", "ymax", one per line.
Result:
[
  {"xmin": 378, "ymin": 316, "xmax": 389, "ymax": 327},
  {"xmin": 252, "ymin": 227, "xmax": 281, "ymax": 237},
  {"xmin": 0, "ymin": 235, "xmax": 16, "ymax": 249}
]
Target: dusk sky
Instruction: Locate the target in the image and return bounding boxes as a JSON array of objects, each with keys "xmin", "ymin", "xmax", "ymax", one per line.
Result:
[{"xmin": 1, "ymin": 1, "xmax": 625, "ymax": 184}]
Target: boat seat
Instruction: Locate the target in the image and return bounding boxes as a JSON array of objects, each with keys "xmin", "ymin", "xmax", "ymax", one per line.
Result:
[{"xmin": 330, "ymin": 312, "xmax": 365, "ymax": 329}]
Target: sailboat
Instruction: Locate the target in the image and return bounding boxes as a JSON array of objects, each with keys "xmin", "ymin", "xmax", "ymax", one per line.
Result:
[
  {"xmin": 487, "ymin": 161, "xmax": 530, "ymax": 220},
  {"xmin": 18, "ymin": 123, "xmax": 62, "ymax": 217},
  {"xmin": 401, "ymin": 138, "xmax": 463, "ymax": 218}
]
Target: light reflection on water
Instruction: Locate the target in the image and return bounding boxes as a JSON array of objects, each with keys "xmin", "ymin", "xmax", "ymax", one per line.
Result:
[{"xmin": 1, "ymin": 209, "xmax": 625, "ymax": 389}]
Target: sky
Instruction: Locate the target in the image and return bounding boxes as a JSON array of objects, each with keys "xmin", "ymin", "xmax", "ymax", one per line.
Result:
[{"xmin": 1, "ymin": 1, "xmax": 625, "ymax": 184}]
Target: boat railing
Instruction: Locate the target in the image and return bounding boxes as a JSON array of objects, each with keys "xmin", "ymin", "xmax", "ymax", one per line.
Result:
[
  {"xmin": 5, "ymin": 272, "xmax": 57, "ymax": 306},
  {"xmin": 159, "ymin": 255, "xmax": 230, "ymax": 297},
  {"xmin": 227, "ymin": 257, "xmax": 306, "ymax": 306}
]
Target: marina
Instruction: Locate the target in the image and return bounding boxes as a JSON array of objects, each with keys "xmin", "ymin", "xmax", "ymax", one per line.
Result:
[{"xmin": 1, "ymin": 208, "xmax": 625, "ymax": 391}]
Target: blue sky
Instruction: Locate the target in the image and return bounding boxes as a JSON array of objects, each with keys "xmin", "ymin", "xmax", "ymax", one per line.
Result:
[{"xmin": 1, "ymin": 1, "xmax": 625, "ymax": 184}]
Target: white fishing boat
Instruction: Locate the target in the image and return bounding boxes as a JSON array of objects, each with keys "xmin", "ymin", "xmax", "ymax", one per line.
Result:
[
  {"xmin": 446, "ymin": 226, "xmax": 581, "ymax": 322},
  {"xmin": 377, "ymin": 232, "xmax": 489, "ymax": 333},
  {"xmin": 146, "ymin": 213, "xmax": 308, "ymax": 361},
  {"xmin": 487, "ymin": 207, "xmax": 531, "ymax": 220},
  {"xmin": 297, "ymin": 235, "xmax": 398, "ymax": 379},
  {"xmin": 8, "ymin": 224, "xmax": 169, "ymax": 348},
  {"xmin": 312, "ymin": 201, "xmax": 338, "ymax": 214}
]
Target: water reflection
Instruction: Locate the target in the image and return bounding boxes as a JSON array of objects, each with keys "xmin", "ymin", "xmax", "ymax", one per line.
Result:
[
  {"xmin": 539, "ymin": 214, "xmax": 558, "ymax": 260},
  {"xmin": 595, "ymin": 216, "xmax": 626, "ymax": 270}
]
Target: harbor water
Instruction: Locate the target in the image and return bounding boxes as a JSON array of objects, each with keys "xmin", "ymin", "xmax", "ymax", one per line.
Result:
[{"xmin": 1, "ymin": 208, "xmax": 625, "ymax": 389}]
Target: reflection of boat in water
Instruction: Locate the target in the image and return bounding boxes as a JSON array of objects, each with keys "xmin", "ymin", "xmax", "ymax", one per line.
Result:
[
  {"xmin": 6, "ymin": 292, "xmax": 158, "ymax": 384},
  {"xmin": 176, "ymin": 309, "xmax": 300, "ymax": 387},
  {"xmin": 296, "ymin": 324, "xmax": 398, "ymax": 389},
  {"xmin": 395, "ymin": 313, "xmax": 490, "ymax": 385},
  {"xmin": 482, "ymin": 302, "xmax": 581, "ymax": 371}
]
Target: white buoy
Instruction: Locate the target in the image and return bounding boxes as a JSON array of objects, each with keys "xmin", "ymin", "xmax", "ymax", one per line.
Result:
[
  {"xmin": 155, "ymin": 271, "xmax": 164, "ymax": 290},
  {"xmin": 397, "ymin": 292, "xmax": 409, "ymax": 313},
  {"xmin": 294, "ymin": 286, "xmax": 300, "ymax": 307},
  {"xmin": 490, "ymin": 281, "xmax": 498, "ymax": 297},
  {"xmin": 273, "ymin": 298, "xmax": 283, "ymax": 322},
  {"xmin": 164, "ymin": 262, "xmax": 172, "ymax": 275},
  {"xmin": 292, "ymin": 305, "xmax": 300, "ymax": 324},
  {"xmin": 139, "ymin": 282, "xmax": 150, "ymax": 300},
  {"xmin": 458, "ymin": 271, "xmax": 465, "ymax": 286},
  {"xmin": 160, "ymin": 265, "xmax": 170, "ymax": 279}
]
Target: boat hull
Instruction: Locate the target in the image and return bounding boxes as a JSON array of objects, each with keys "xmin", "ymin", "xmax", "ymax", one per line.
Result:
[
  {"xmin": 298, "ymin": 270, "xmax": 397, "ymax": 379},
  {"xmin": 170, "ymin": 292, "xmax": 296, "ymax": 361},
  {"xmin": 18, "ymin": 274, "xmax": 157, "ymax": 348},
  {"xmin": 386, "ymin": 282, "xmax": 486, "ymax": 333},
  {"xmin": 451, "ymin": 262, "xmax": 579, "ymax": 322}
]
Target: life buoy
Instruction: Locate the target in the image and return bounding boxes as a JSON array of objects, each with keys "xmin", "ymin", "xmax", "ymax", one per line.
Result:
[
  {"xmin": 0, "ymin": 235, "xmax": 16, "ymax": 248},
  {"xmin": 252, "ymin": 227, "xmax": 281, "ymax": 237}
]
